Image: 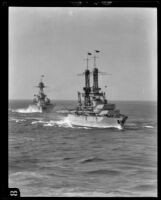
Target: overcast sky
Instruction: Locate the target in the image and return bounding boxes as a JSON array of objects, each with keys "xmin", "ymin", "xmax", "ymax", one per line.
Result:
[{"xmin": 9, "ymin": 7, "xmax": 157, "ymax": 101}]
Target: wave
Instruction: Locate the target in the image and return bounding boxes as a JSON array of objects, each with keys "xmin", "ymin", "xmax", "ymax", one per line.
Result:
[
  {"xmin": 56, "ymin": 110, "xmax": 70, "ymax": 114},
  {"xmin": 85, "ymin": 169, "xmax": 121, "ymax": 176},
  {"xmin": 9, "ymin": 118, "xmax": 26, "ymax": 123},
  {"xmin": 126, "ymin": 122, "xmax": 137, "ymax": 126},
  {"xmin": 56, "ymin": 110, "xmax": 76, "ymax": 114},
  {"xmin": 143, "ymin": 125, "xmax": 154, "ymax": 129},
  {"xmin": 66, "ymin": 115, "xmax": 123, "ymax": 130},
  {"xmin": 44, "ymin": 118, "xmax": 73, "ymax": 128},
  {"xmin": 31, "ymin": 118, "xmax": 73, "ymax": 128},
  {"xmin": 12, "ymin": 105, "xmax": 42, "ymax": 113},
  {"xmin": 15, "ymin": 188, "xmax": 156, "ymax": 197},
  {"xmin": 31, "ymin": 116, "xmax": 123, "ymax": 130},
  {"xmin": 31, "ymin": 120, "xmax": 46, "ymax": 125},
  {"xmin": 10, "ymin": 171, "xmax": 46, "ymax": 179},
  {"xmin": 31, "ymin": 117, "xmax": 91, "ymax": 129},
  {"xmin": 56, "ymin": 191, "xmax": 109, "ymax": 197},
  {"xmin": 131, "ymin": 184, "xmax": 157, "ymax": 191},
  {"xmin": 44, "ymin": 119, "xmax": 90, "ymax": 129},
  {"xmin": 79, "ymin": 157, "xmax": 105, "ymax": 164},
  {"xmin": 126, "ymin": 122, "xmax": 155, "ymax": 130},
  {"xmin": 34, "ymin": 189, "xmax": 117, "ymax": 197}
]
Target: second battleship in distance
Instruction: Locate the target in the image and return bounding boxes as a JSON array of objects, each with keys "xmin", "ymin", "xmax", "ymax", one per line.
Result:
[
  {"xmin": 67, "ymin": 50, "xmax": 128, "ymax": 129},
  {"xmin": 33, "ymin": 75, "xmax": 55, "ymax": 112}
]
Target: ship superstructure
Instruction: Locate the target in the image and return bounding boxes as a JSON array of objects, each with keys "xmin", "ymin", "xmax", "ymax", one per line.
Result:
[
  {"xmin": 68, "ymin": 51, "xmax": 128, "ymax": 128},
  {"xmin": 33, "ymin": 75, "xmax": 54, "ymax": 112}
]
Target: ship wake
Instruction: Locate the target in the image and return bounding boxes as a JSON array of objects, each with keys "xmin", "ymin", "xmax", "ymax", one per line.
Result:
[
  {"xmin": 13, "ymin": 105, "xmax": 42, "ymax": 113},
  {"xmin": 65, "ymin": 115, "xmax": 123, "ymax": 130},
  {"xmin": 31, "ymin": 116, "xmax": 122, "ymax": 130},
  {"xmin": 31, "ymin": 117, "xmax": 90, "ymax": 129}
]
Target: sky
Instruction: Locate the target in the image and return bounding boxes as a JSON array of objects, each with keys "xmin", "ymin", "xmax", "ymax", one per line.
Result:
[{"xmin": 9, "ymin": 7, "xmax": 157, "ymax": 101}]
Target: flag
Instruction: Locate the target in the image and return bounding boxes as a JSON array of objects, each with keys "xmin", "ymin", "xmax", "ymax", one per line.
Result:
[
  {"xmin": 95, "ymin": 50, "xmax": 100, "ymax": 53},
  {"xmin": 88, "ymin": 52, "xmax": 92, "ymax": 55}
]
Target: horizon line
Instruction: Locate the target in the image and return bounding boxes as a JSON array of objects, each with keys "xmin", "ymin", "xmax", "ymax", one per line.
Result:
[{"xmin": 8, "ymin": 98, "xmax": 157, "ymax": 102}]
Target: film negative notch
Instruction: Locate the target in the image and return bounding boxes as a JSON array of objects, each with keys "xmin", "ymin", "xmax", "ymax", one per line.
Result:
[{"xmin": 8, "ymin": 188, "xmax": 20, "ymax": 197}]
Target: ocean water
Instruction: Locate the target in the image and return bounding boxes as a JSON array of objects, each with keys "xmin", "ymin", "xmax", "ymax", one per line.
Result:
[{"xmin": 8, "ymin": 100, "xmax": 157, "ymax": 197}]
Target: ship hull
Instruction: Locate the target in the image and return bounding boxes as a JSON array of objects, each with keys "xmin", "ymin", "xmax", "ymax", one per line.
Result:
[
  {"xmin": 67, "ymin": 114, "xmax": 127, "ymax": 129},
  {"xmin": 32, "ymin": 103, "xmax": 55, "ymax": 112}
]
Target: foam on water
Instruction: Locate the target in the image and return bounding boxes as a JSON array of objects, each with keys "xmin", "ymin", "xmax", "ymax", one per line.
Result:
[
  {"xmin": 32, "ymin": 189, "xmax": 117, "ymax": 197},
  {"xmin": 31, "ymin": 120, "xmax": 46, "ymax": 125},
  {"xmin": 9, "ymin": 100, "xmax": 157, "ymax": 197},
  {"xmin": 126, "ymin": 121, "xmax": 155, "ymax": 130},
  {"xmin": 56, "ymin": 110, "xmax": 76, "ymax": 114},
  {"xmin": 66, "ymin": 115, "xmax": 123, "ymax": 130},
  {"xmin": 31, "ymin": 116, "xmax": 122, "ymax": 130},
  {"xmin": 144, "ymin": 125, "xmax": 154, "ymax": 129},
  {"xmin": 56, "ymin": 110, "xmax": 70, "ymax": 114},
  {"xmin": 13, "ymin": 105, "xmax": 42, "ymax": 113},
  {"xmin": 31, "ymin": 117, "xmax": 91, "ymax": 129},
  {"xmin": 11, "ymin": 112, "xmax": 153, "ymax": 131},
  {"xmin": 31, "ymin": 117, "xmax": 73, "ymax": 128},
  {"xmin": 10, "ymin": 118, "xmax": 26, "ymax": 123}
]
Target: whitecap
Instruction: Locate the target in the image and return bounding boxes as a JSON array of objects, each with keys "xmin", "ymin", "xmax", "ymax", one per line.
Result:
[
  {"xmin": 31, "ymin": 120, "xmax": 47, "ymax": 125},
  {"xmin": 56, "ymin": 110, "xmax": 70, "ymax": 114},
  {"xmin": 31, "ymin": 116, "xmax": 122, "ymax": 130},
  {"xmin": 14, "ymin": 105, "xmax": 42, "ymax": 113},
  {"xmin": 66, "ymin": 115, "xmax": 123, "ymax": 130},
  {"xmin": 43, "ymin": 118, "xmax": 92, "ymax": 129},
  {"xmin": 10, "ymin": 171, "xmax": 45, "ymax": 179},
  {"xmin": 42, "ymin": 117, "xmax": 122, "ymax": 130},
  {"xmin": 43, "ymin": 123, "xmax": 54, "ymax": 127},
  {"xmin": 9, "ymin": 118, "xmax": 25, "ymax": 123},
  {"xmin": 144, "ymin": 125, "xmax": 154, "ymax": 129}
]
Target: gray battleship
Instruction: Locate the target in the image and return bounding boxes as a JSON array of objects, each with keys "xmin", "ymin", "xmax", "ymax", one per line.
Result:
[
  {"xmin": 33, "ymin": 75, "xmax": 55, "ymax": 112},
  {"xmin": 68, "ymin": 51, "xmax": 128, "ymax": 129}
]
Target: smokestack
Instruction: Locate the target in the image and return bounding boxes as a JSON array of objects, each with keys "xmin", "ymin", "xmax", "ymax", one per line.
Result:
[
  {"xmin": 85, "ymin": 69, "xmax": 90, "ymax": 88},
  {"xmin": 93, "ymin": 68, "xmax": 99, "ymax": 92}
]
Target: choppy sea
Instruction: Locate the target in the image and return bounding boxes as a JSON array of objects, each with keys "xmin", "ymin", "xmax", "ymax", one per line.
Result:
[{"xmin": 9, "ymin": 100, "xmax": 157, "ymax": 197}]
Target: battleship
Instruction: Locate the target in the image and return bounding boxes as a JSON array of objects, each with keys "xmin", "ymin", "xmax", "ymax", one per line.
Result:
[
  {"xmin": 32, "ymin": 75, "xmax": 55, "ymax": 112},
  {"xmin": 67, "ymin": 50, "xmax": 128, "ymax": 129}
]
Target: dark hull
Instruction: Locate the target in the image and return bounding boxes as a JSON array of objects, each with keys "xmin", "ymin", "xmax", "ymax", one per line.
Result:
[{"xmin": 32, "ymin": 103, "xmax": 55, "ymax": 112}]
